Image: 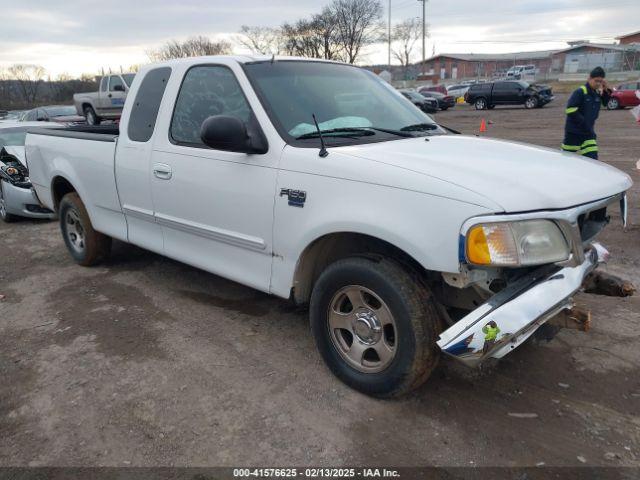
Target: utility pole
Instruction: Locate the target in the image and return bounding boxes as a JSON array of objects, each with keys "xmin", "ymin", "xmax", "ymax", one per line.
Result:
[
  {"xmin": 418, "ymin": 0, "xmax": 427, "ymax": 75},
  {"xmin": 388, "ymin": 0, "xmax": 392, "ymax": 67}
]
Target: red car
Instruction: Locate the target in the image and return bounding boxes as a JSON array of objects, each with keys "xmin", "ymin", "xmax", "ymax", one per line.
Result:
[{"xmin": 607, "ymin": 81, "xmax": 640, "ymax": 110}]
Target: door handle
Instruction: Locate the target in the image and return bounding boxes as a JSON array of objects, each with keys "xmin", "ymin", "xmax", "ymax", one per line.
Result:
[
  {"xmin": 153, "ymin": 163, "xmax": 172, "ymax": 180},
  {"xmin": 108, "ymin": 94, "xmax": 112, "ymax": 98}
]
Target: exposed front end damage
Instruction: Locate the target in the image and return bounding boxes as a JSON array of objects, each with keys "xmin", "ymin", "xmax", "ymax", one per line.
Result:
[
  {"xmin": 436, "ymin": 193, "xmax": 632, "ymax": 368},
  {"xmin": 438, "ymin": 244, "xmax": 604, "ymax": 367}
]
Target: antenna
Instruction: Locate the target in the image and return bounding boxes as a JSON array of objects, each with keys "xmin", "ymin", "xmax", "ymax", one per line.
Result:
[
  {"xmin": 271, "ymin": 54, "xmax": 276, "ymax": 64},
  {"xmin": 312, "ymin": 114, "xmax": 328, "ymax": 158}
]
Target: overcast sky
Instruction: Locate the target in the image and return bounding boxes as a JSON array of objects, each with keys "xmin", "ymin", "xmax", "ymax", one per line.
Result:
[{"xmin": 0, "ymin": 0, "xmax": 638, "ymax": 77}]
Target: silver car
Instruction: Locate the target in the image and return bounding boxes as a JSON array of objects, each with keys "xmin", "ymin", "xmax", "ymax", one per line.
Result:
[{"xmin": 0, "ymin": 122, "xmax": 59, "ymax": 222}]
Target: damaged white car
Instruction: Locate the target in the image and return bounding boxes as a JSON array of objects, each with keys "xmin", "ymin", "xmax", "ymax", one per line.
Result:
[
  {"xmin": 25, "ymin": 56, "xmax": 633, "ymax": 397},
  {"xmin": 0, "ymin": 122, "xmax": 58, "ymax": 222}
]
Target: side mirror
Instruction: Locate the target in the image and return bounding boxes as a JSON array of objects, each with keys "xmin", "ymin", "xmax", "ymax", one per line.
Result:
[
  {"xmin": 113, "ymin": 84, "xmax": 125, "ymax": 92},
  {"xmin": 200, "ymin": 115, "xmax": 266, "ymax": 154}
]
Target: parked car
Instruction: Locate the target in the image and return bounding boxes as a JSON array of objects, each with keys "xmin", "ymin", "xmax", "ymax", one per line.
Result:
[
  {"xmin": 26, "ymin": 56, "xmax": 631, "ymax": 397},
  {"xmin": 418, "ymin": 90, "xmax": 456, "ymax": 110},
  {"xmin": 400, "ymin": 90, "xmax": 438, "ymax": 113},
  {"xmin": 419, "ymin": 84, "xmax": 447, "ymax": 95},
  {"xmin": 607, "ymin": 81, "xmax": 640, "ymax": 110},
  {"xmin": 73, "ymin": 73, "xmax": 136, "ymax": 125},
  {"xmin": 446, "ymin": 84, "xmax": 470, "ymax": 99},
  {"xmin": 506, "ymin": 65, "xmax": 537, "ymax": 80},
  {"xmin": 0, "ymin": 122, "xmax": 58, "ymax": 222},
  {"xmin": 465, "ymin": 80, "xmax": 554, "ymax": 110},
  {"xmin": 20, "ymin": 105, "xmax": 85, "ymax": 124}
]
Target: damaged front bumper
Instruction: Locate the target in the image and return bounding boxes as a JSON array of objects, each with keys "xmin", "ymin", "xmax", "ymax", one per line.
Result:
[{"xmin": 437, "ymin": 243, "xmax": 607, "ymax": 368}]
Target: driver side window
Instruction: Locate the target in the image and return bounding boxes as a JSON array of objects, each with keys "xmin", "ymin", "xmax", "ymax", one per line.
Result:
[{"xmin": 170, "ymin": 65, "xmax": 251, "ymax": 146}]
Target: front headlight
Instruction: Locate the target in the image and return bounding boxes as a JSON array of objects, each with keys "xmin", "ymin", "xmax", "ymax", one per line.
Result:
[{"xmin": 466, "ymin": 220, "xmax": 570, "ymax": 266}]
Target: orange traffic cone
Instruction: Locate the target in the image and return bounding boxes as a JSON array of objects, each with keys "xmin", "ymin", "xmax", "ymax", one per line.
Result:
[{"xmin": 479, "ymin": 118, "xmax": 487, "ymax": 133}]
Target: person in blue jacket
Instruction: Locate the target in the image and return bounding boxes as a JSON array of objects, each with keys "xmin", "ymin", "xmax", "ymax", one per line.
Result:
[{"xmin": 562, "ymin": 66, "xmax": 612, "ymax": 160}]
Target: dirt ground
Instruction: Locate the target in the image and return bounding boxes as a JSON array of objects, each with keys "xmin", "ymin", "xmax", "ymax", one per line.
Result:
[{"xmin": 1, "ymin": 93, "xmax": 639, "ymax": 469}]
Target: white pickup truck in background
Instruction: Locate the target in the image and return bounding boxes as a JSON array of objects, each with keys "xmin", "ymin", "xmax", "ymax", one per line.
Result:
[
  {"xmin": 73, "ymin": 73, "xmax": 136, "ymax": 125},
  {"xmin": 26, "ymin": 56, "xmax": 632, "ymax": 397}
]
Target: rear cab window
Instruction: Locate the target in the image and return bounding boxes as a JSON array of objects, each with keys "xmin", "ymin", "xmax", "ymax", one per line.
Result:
[{"xmin": 127, "ymin": 67, "xmax": 172, "ymax": 142}]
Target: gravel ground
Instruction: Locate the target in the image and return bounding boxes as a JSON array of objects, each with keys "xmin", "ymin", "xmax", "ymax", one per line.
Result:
[{"xmin": 1, "ymin": 93, "xmax": 639, "ymax": 468}]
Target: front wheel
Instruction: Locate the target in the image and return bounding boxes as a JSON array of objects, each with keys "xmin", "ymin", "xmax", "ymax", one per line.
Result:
[
  {"xmin": 525, "ymin": 96, "xmax": 539, "ymax": 109},
  {"xmin": 83, "ymin": 106, "xmax": 101, "ymax": 126},
  {"xmin": 310, "ymin": 257, "xmax": 441, "ymax": 397},
  {"xmin": 0, "ymin": 180, "xmax": 18, "ymax": 223},
  {"xmin": 59, "ymin": 192, "xmax": 111, "ymax": 266},
  {"xmin": 607, "ymin": 98, "xmax": 620, "ymax": 110}
]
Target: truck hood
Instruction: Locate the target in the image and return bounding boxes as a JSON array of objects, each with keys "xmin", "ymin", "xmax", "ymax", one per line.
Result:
[
  {"xmin": 0, "ymin": 146, "xmax": 25, "ymax": 167},
  {"xmin": 339, "ymin": 135, "xmax": 632, "ymax": 212}
]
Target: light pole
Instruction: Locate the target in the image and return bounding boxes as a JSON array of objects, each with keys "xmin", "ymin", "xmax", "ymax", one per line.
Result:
[
  {"xmin": 417, "ymin": 0, "xmax": 427, "ymax": 75},
  {"xmin": 388, "ymin": 0, "xmax": 392, "ymax": 67}
]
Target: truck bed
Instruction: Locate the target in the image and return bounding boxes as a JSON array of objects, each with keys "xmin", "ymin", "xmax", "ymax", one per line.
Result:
[
  {"xmin": 25, "ymin": 124, "xmax": 128, "ymax": 242},
  {"xmin": 27, "ymin": 124, "xmax": 119, "ymax": 142}
]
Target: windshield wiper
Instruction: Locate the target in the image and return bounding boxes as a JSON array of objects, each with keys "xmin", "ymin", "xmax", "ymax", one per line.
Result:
[
  {"xmin": 295, "ymin": 127, "xmax": 375, "ymax": 140},
  {"xmin": 400, "ymin": 123, "xmax": 440, "ymax": 132}
]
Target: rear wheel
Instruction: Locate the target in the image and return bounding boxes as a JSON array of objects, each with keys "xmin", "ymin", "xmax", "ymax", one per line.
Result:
[
  {"xmin": 83, "ymin": 106, "xmax": 101, "ymax": 126},
  {"xmin": 310, "ymin": 257, "xmax": 441, "ymax": 397},
  {"xmin": 474, "ymin": 98, "xmax": 487, "ymax": 110},
  {"xmin": 59, "ymin": 192, "xmax": 111, "ymax": 266},
  {"xmin": 0, "ymin": 180, "xmax": 18, "ymax": 223},
  {"xmin": 607, "ymin": 98, "xmax": 620, "ymax": 110},
  {"xmin": 525, "ymin": 96, "xmax": 539, "ymax": 109}
]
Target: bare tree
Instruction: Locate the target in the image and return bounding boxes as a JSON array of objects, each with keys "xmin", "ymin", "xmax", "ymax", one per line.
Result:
[
  {"xmin": 148, "ymin": 36, "xmax": 232, "ymax": 62},
  {"xmin": 391, "ymin": 18, "xmax": 425, "ymax": 70},
  {"xmin": 7, "ymin": 64, "xmax": 46, "ymax": 104},
  {"xmin": 237, "ymin": 25, "xmax": 284, "ymax": 55},
  {"xmin": 282, "ymin": 8, "xmax": 342, "ymax": 60},
  {"xmin": 331, "ymin": 0, "xmax": 383, "ymax": 64}
]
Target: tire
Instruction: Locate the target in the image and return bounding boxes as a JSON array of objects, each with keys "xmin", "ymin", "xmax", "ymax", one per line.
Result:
[
  {"xmin": 59, "ymin": 192, "xmax": 111, "ymax": 266},
  {"xmin": 0, "ymin": 180, "xmax": 18, "ymax": 223},
  {"xmin": 83, "ymin": 106, "xmax": 101, "ymax": 126},
  {"xmin": 607, "ymin": 98, "xmax": 620, "ymax": 110},
  {"xmin": 310, "ymin": 257, "xmax": 441, "ymax": 397},
  {"xmin": 524, "ymin": 96, "xmax": 538, "ymax": 109},
  {"xmin": 474, "ymin": 98, "xmax": 487, "ymax": 110}
]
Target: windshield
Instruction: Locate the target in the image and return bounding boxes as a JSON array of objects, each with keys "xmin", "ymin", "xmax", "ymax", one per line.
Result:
[
  {"xmin": 44, "ymin": 106, "xmax": 76, "ymax": 117},
  {"xmin": 122, "ymin": 74, "xmax": 136, "ymax": 87},
  {"xmin": 0, "ymin": 127, "xmax": 28, "ymax": 147},
  {"xmin": 243, "ymin": 61, "xmax": 440, "ymax": 145}
]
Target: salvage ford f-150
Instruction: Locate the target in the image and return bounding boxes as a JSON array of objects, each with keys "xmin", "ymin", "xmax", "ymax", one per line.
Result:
[{"xmin": 25, "ymin": 56, "xmax": 632, "ymax": 397}]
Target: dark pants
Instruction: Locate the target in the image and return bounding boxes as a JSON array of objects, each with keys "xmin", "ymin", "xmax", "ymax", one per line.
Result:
[{"xmin": 562, "ymin": 133, "xmax": 598, "ymax": 160}]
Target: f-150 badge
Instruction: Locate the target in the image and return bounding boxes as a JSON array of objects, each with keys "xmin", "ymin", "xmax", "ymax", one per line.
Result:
[{"xmin": 280, "ymin": 188, "xmax": 307, "ymax": 208}]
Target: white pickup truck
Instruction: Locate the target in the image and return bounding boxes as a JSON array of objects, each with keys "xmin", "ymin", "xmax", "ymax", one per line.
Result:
[{"xmin": 26, "ymin": 56, "xmax": 632, "ymax": 397}]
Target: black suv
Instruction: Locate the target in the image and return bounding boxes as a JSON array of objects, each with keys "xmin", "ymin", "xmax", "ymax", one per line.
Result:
[{"xmin": 465, "ymin": 80, "xmax": 554, "ymax": 110}]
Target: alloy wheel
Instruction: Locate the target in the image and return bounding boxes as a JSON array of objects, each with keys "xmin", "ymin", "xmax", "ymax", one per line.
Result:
[
  {"xmin": 327, "ymin": 285, "xmax": 397, "ymax": 373},
  {"xmin": 65, "ymin": 209, "xmax": 86, "ymax": 253}
]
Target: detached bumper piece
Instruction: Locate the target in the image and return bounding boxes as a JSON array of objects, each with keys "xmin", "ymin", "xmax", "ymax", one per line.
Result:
[{"xmin": 437, "ymin": 244, "xmax": 608, "ymax": 368}]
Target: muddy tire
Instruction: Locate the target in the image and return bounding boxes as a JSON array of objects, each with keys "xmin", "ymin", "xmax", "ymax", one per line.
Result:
[
  {"xmin": 59, "ymin": 192, "xmax": 111, "ymax": 266},
  {"xmin": 310, "ymin": 257, "xmax": 441, "ymax": 397},
  {"xmin": 0, "ymin": 180, "xmax": 18, "ymax": 223}
]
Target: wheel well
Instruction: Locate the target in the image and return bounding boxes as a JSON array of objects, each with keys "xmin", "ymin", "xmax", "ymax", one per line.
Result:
[
  {"xmin": 51, "ymin": 177, "xmax": 76, "ymax": 211},
  {"xmin": 292, "ymin": 232, "xmax": 431, "ymax": 305},
  {"xmin": 82, "ymin": 103, "xmax": 93, "ymax": 112}
]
